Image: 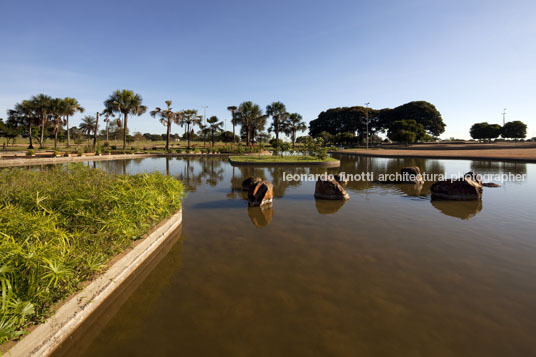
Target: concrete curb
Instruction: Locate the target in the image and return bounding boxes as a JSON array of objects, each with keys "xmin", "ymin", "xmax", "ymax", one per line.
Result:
[
  {"xmin": 228, "ymin": 157, "xmax": 341, "ymax": 167},
  {"xmin": 7, "ymin": 210, "xmax": 183, "ymax": 357},
  {"xmin": 0, "ymin": 153, "xmax": 233, "ymax": 168},
  {"xmin": 331, "ymin": 151, "xmax": 536, "ymax": 163}
]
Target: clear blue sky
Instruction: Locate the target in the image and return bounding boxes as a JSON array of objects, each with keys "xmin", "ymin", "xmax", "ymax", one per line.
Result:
[{"xmin": 1, "ymin": 0, "xmax": 535, "ymax": 139}]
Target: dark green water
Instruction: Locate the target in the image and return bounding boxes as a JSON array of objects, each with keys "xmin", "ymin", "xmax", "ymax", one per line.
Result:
[{"xmin": 53, "ymin": 155, "xmax": 535, "ymax": 356}]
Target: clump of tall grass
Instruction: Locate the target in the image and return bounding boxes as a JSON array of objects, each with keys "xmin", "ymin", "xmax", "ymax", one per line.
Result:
[{"xmin": 0, "ymin": 164, "xmax": 184, "ymax": 344}]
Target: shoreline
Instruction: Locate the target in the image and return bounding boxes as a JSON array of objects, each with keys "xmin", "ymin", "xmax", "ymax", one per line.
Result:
[
  {"xmin": 333, "ymin": 148, "xmax": 536, "ymax": 163},
  {"xmin": 6, "ymin": 210, "xmax": 183, "ymax": 357},
  {"xmin": 0, "ymin": 153, "xmax": 231, "ymax": 167},
  {"xmin": 228, "ymin": 156, "xmax": 341, "ymax": 167}
]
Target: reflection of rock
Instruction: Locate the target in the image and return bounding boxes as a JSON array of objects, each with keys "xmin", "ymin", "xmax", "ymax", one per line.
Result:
[
  {"xmin": 431, "ymin": 173, "xmax": 483, "ymax": 200},
  {"xmin": 482, "ymin": 182, "xmax": 501, "ymax": 187},
  {"xmin": 401, "ymin": 167, "xmax": 424, "ymax": 184},
  {"xmin": 315, "ymin": 199, "xmax": 347, "ymax": 214},
  {"xmin": 248, "ymin": 180, "xmax": 274, "ymax": 207},
  {"xmin": 242, "ymin": 176, "xmax": 262, "ymax": 191},
  {"xmin": 431, "ymin": 199, "xmax": 482, "ymax": 220},
  {"xmin": 248, "ymin": 205, "xmax": 273, "ymax": 227},
  {"xmin": 314, "ymin": 176, "xmax": 350, "ymax": 200}
]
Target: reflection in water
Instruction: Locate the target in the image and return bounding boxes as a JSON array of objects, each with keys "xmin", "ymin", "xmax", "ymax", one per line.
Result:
[
  {"xmin": 471, "ymin": 160, "xmax": 527, "ymax": 176},
  {"xmin": 33, "ymin": 156, "xmax": 536, "ymax": 356},
  {"xmin": 431, "ymin": 199, "xmax": 483, "ymax": 220},
  {"xmin": 248, "ymin": 205, "xmax": 273, "ymax": 228},
  {"xmin": 315, "ymin": 198, "xmax": 347, "ymax": 214}
]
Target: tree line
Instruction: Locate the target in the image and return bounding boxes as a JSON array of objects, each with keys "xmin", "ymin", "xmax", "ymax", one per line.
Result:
[
  {"xmin": 3, "ymin": 90, "xmax": 307, "ymax": 151},
  {"xmin": 309, "ymin": 101, "xmax": 446, "ymax": 145}
]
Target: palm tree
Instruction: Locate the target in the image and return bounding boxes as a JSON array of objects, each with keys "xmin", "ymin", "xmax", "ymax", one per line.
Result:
[
  {"xmin": 79, "ymin": 115, "xmax": 96, "ymax": 146},
  {"xmin": 227, "ymin": 106, "xmax": 238, "ymax": 144},
  {"xmin": 207, "ymin": 116, "xmax": 223, "ymax": 147},
  {"xmin": 50, "ymin": 98, "xmax": 67, "ymax": 149},
  {"xmin": 266, "ymin": 101, "xmax": 288, "ymax": 152},
  {"xmin": 104, "ymin": 89, "xmax": 147, "ymax": 150},
  {"xmin": 284, "ymin": 113, "xmax": 307, "ymax": 148},
  {"xmin": 7, "ymin": 100, "xmax": 39, "ymax": 149},
  {"xmin": 198, "ymin": 123, "xmax": 210, "ymax": 147},
  {"xmin": 236, "ymin": 101, "xmax": 267, "ymax": 146},
  {"xmin": 179, "ymin": 109, "xmax": 202, "ymax": 149},
  {"xmin": 150, "ymin": 100, "xmax": 181, "ymax": 151},
  {"xmin": 31, "ymin": 94, "xmax": 53, "ymax": 147},
  {"xmin": 100, "ymin": 107, "xmax": 114, "ymax": 143},
  {"xmin": 62, "ymin": 97, "xmax": 85, "ymax": 147}
]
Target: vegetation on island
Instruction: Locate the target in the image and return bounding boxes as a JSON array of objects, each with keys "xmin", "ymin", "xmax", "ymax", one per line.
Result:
[
  {"xmin": 0, "ymin": 164, "xmax": 184, "ymax": 344},
  {"xmin": 229, "ymin": 155, "xmax": 338, "ymax": 163}
]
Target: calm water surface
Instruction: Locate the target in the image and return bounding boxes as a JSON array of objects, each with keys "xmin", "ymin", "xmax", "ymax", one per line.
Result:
[{"xmin": 53, "ymin": 155, "xmax": 535, "ymax": 356}]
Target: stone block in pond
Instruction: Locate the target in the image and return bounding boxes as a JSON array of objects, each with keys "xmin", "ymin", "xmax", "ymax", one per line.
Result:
[
  {"xmin": 242, "ymin": 176, "xmax": 262, "ymax": 191},
  {"xmin": 314, "ymin": 177, "xmax": 350, "ymax": 200},
  {"xmin": 431, "ymin": 172, "xmax": 483, "ymax": 200},
  {"xmin": 248, "ymin": 180, "xmax": 274, "ymax": 207}
]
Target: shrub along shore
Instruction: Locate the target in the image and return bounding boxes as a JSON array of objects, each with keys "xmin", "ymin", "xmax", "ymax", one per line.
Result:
[{"xmin": 0, "ymin": 164, "xmax": 184, "ymax": 345}]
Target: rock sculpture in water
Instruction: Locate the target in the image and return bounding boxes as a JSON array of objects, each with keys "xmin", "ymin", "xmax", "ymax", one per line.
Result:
[
  {"xmin": 248, "ymin": 180, "xmax": 274, "ymax": 207},
  {"xmin": 314, "ymin": 176, "xmax": 350, "ymax": 200}
]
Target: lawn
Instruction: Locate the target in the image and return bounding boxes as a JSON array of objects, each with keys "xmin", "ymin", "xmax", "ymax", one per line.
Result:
[{"xmin": 0, "ymin": 164, "xmax": 184, "ymax": 344}]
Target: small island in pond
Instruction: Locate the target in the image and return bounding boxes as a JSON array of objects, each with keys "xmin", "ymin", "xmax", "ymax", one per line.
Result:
[{"xmin": 228, "ymin": 155, "xmax": 340, "ymax": 166}]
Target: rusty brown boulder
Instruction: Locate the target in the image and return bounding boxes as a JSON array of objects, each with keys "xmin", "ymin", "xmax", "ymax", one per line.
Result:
[
  {"xmin": 431, "ymin": 173, "xmax": 483, "ymax": 200},
  {"xmin": 400, "ymin": 167, "xmax": 424, "ymax": 184},
  {"xmin": 334, "ymin": 174, "xmax": 348, "ymax": 186},
  {"xmin": 242, "ymin": 177, "xmax": 262, "ymax": 191},
  {"xmin": 314, "ymin": 176, "xmax": 350, "ymax": 200},
  {"xmin": 248, "ymin": 180, "xmax": 274, "ymax": 207}
]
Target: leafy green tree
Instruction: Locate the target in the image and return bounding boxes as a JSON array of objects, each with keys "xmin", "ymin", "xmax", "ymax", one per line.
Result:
[
  {"xmin": 381, "ymin": 101, "xmax": 445, "ymax": 136},
  {"xmin": 266, "ymin": 101, "xmax": 288, "ymax": 151},
  {"xmin": 236, "ymin": 101, "xmax": 267, "ymax": 146},
  {"xmin": 207, "ymin": 116, "xmax": 223, "ymax": 147},
  {"xmin": 50, "ymin": 98, "xmax": 67, "ymax": 149},
  {"xmin": 227, "ymin": 106, "xmax": 238, "ymax": 144},
  {"xmin": 283, "ymin": 113, "xmax": 307, "ymax": 148},
  {"xmin": 100, "ymin": 107, "xmax": 115, "ymax": 143},
  {"xmin": 150, "ymin": 100, "xmax": 180, "ymax": 151},
  {"xmin": 79, "ymin": 116, "xmax": 96, "ymax": 146},
  {"xmin": 7, "ymin": 100, "xmax": 39, "ymax": 148},
  {"xmin": 104, "ymin": 90, "xmax": 147, "ymax": 150},
  {"xmin": 0, "ymin": 118, "xmax": 19, "ymax": 146},
  {"xmin": 387, "ymin": 119, "xmax": 425, "ymax": 145},
  {"xmin": 470, "ymin": 122, "xmax": 501, "ymax": 142},
  {"xmin": 31, "ymin": 94, "xmax": 53, "ymax": 147},
  {"xmin": 62, "ymin": 97, "xmax": 85, "ymax": 147},
  {"xmin": 180, "ymin": 109, "xmax": 202, "ymax": 149},
  {"xmin": 502, "ymin": 121, "xmax": 527, "ymax": 140}
]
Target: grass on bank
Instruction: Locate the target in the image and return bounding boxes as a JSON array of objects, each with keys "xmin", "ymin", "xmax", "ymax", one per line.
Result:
[
  {"xmin": 229, "ymin": 155, "xmax": 339, "ymax": 163},
  {"xmin": 0, "ymin": 164, "xmax": 184, "ymax": 345}
]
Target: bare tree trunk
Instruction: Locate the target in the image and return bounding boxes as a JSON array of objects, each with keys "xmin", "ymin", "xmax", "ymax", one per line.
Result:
[
  {"xmin": 54, "ymin": 126, "xmax": 58, "ymax": 149},
  {"xmin": 66, "ymin": 116, "xmax": 71, "ymax": 147},
  {"xmin": 93, "ymin": 112, "xmax": 99, "ymax": 150},
  {"xmin": 40, "ymin": 116, "xmax": 45, "ymax": 148},
  {"xmin": 28, "ymin": 123, "xmax": 34, "ymax": 149},
  {"xmin": 187, "ymin": 123, "xmax": 191, "ymax": 149},
  {"xmin": 166, "ymin": 120, "xmax": 171, "ymax": 151},
  {"xmin": 123, "ymin": 113, "xmax": 128, "ymax": 151},
  {"xmin": 106, "ymin": 120, "xmax": 109, "ymax": 142}
]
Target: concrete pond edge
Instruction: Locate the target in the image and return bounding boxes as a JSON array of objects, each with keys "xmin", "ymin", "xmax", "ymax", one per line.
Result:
[
  {"xmin": 228, "ymin": 157, "xmax": 341, "ymax": 167},
  {"xmin": 7, "ymin": 210, "xmax": 183, "ymax": 357}
]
